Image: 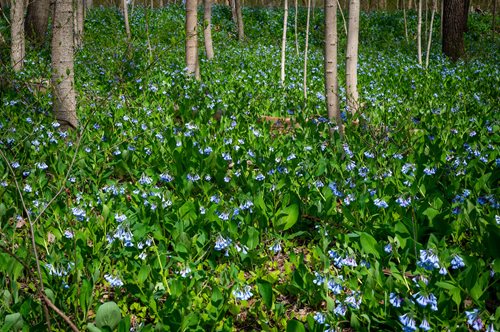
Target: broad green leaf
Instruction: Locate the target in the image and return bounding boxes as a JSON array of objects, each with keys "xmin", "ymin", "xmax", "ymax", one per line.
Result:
[
  {"xmin": 138, "ymin": 265, "xmax": 151, "ymax": 284},
  {"xmin": 96, "ymin": 301, "xmax": 122, "ymax": 330},
  {"xmin": 286, "ymin": 320, "xmax": 305, "ymax": 332},
  {"xmin": 2, "ymin": 313, "xmax": 23, "ymax": 331},
  {"xmin": 359, "ymin": 232, "xmax": 380, "ymax": 258},
  {"xmin": 422, "ymin": 207, "xmax": 439, "ymax": 222},
  {"xmin": 275, "ymin": 203, "xmax": 299, "ymax": 231},
  {"xmin": 257, "ymin": 279, "xmax": 273, "ymax": 308}
]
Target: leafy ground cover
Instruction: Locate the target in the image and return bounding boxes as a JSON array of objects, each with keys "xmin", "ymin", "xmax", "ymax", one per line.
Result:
[{"xmin": 0, "ymin": 5, "xmax": 499, "ymax": 332}]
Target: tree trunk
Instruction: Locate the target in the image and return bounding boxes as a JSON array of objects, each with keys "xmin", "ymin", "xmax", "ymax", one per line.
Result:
[
  {"xmin": 25, "ymin": 0, "xmax": 51, "ymax": 45},
  {"xmin": 303, "ymin": 0, "xmax": 311, "ymax": 98},
  {"xmin": 493, "ymin": 0, "xmax": 497, "ymax": 40},
  {"xmin": 403, "ymin": 0, "xmax": 408, "ymax": 41},
  {"xmin": 463, "ymin": 0, "xmax": 470, "ymax": 32},
  {"xmin": 11, "ymin": 0, "xmax": 26, "ymax": 72},
  {"xmin": 425, "ymin": 0, "xmax": 436, "ymax": 68},
  {"xmin": 235, "ymin": 0, "xmax": 244, "ymax": 41},
  {"xmin": 52, "ymin": 0, "xmax": 78, "ymax": 130},
  {"xmin": 346, "ymin": 0, "xmax": 359, "ymax": 114},
  {"xmin": 442, "ymin": 0, "xmax": 465, "ymax": 61},
  {"xmin": 417, "ymin": 0, "xmax": 422, "ymax": 64},
  {"xmin": 280, "ymin": 0, "xmax": 288, "ymax": 86},
  {"xmin": 85, "ymin": 0, "xmax": 92, "ymax": 11},
  {"xmin": 204, "ymin": 0, "xmax": 214, "ymax": 60},
  {"xmin": 74, "ymin": 0, "xmax": 84, "ymax": 49},
  {"xmin": 294, "ymin": 0, "xmax": 298, "ymax": 55},
  {"xmin": 324, "ymin": 0, "xmax": 342, "ymax": 132},
  {"xmin": 123, "ymin": 0, "xmax": 131, "ymax": 40},
  {"xmin": 229, "ymin": 0, "xmax": 237, "ymax": 24},
  {"xmin": 185, "ymin": 0, "xmax": 199, "ymax": 79}
]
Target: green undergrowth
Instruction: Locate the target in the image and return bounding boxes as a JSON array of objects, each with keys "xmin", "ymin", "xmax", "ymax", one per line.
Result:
[{"xmin": 0, "ymin": 5, "xmax": 499, "ymax": 332}]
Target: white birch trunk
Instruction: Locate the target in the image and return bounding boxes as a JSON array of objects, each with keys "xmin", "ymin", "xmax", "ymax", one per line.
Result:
[
  {"xmin": 417, "ymin": 0, "xmax": 422, "ymax": 64},
  {"xmin": 123, "ymin": 0, "xmax": 131, "ymax": 40},
  {"xmin": 185, "ymin": 0, "xmax": 199, "ymax": 79},
  {"xmin": 425, "ymin": 0, "xmax": 436, "ymax": 68},
  {"xmin": 204, "ymin": 0, "xmax": 214, "ymax": 59},
  {"xmin": 280, "ymin": 0, "xmax": 288, "ymax": 86},
  {"xmin": 52, "ymin": 0, "xmax": 78, "ymax": 130},
  {"xmin": 324, "ymin": 0, "xmax": 342, "ymax": 133},
  {"xmin": 303, "ymin": 0, "xmax": 311, "ymax": 99},
  {"xmin": 294, "ymin": 0, "xmax": 298, "ymax": 55},
  {"xmin": 346, "ymin": 0, "xmax": 359, "ymax": 114}
]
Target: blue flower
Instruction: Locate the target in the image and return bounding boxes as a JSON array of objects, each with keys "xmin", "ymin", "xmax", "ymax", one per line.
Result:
[
  {"xmin": 399, "ymin": 314, "xmax": 416, "ymax": 331},
  {"xmin": 333, "ymin": 302, "xmax": 347, "ymax": 317},
  {"xmin": 72, "ymin": 207, "xmax": 86, "ymax": 221},
  {"xmin": 313, "ymin": 312, "xmax": 326, "ymax": 324},
  {"xmin": 104, "ymin": 274, "xmax": 124, "ymax": 287},
  {"xmin": 419, "ymin": 318, "xmax": 431, "ymax": 331},
  {"xmin": 327, "ymin": 279, "xmax": 342, "ymax": 294},
  {"xmin": 255, "ymin": 173, "xmax": 265, "ymax": 181},
  {"xmin": 374, "ymin": 198, "xmax": 388, "ymax": 208},
  {"xmin": 450, "ymin": 255, "xmax": 465, "ymax": 269},
  {"xmin": 384, "ymin": 243, "xmax": 393, "ymax": 253},
  {"xmin": 232, "ymin": 285, "xmax": 253, "ymax": 301},
  {"xmin": 389, "ymin": 293, "xmax": 403, "ymax": 308},
  {"xmin": 329, "ymin": 182, "xmax": 344, "ymax": 197},
  {"xmin": 214, "ymin": 236, "xmax": 232, "ymax": 251},
  {"xmin": 465, "ymin": 309, "xmax": 480, "ymax": 325},
  {"xmin": 417, "ymin": 249, "xmax": 440, "ymax": 271}
]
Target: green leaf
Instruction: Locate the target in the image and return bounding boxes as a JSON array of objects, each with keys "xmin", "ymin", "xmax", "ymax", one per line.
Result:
[
  {"xmin": 257, "ymin": 279, "xmax": 273, "ymax": 308},
  {"xmin": 286, "ymin": 320, "xmax": 305, "ymax": 332},
  {"xmin": 87, "ymin": 323, "xmax": 102, "ymax": 332},
  {"xmin": 244, "ymin": 227, "xmax": 260, "ymax": 250},
  {"xmin": 2, "ymin": 313, "xmax": 24, "ymax": 331},
  {"xmin": 138, "ymin": 265, "xmax": 151, "ymax": 284},
  {"xmin": 493, "ymin": 259, "xmax": 500, "ymax": 273},
  {"xmin": 422, "ymin": 207, "xmax": 439, "ymax": 222},
  {"xmin": 96, "ymin": 301, "xmax": 122, "ymax": 330},
  {"xmin": 275, "ymin": 203, "xmax": 299, "ymax": 231},
  {"xmin": 359, "ymin": 232, "xmax": 380, "ymax": 258}
]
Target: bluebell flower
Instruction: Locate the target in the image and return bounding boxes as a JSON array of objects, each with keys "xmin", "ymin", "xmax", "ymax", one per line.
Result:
[
  {"xmin": 328, "ymin": 182, "xmax": 343, "ymax": 197},
  {"xmin": 232, "ymin": 285, "xmax": 253, "ymax": 301},
  {"xmin": 374, "ymin": 198, "xmax": 388, "ymax": 208},
  {"xmin": 269, "ymin": 242, "xmax": 282, "ymax": 254},
  {"xmin": 399, "ymin": 314, "xmax": 416, "ymax": 331},
  {"xmin": 439, "ymin": 266, "xmax": 447, "ymax": 275},
  {"xmin": 389, "ymin": 293, "xmax": 403, "ymax": 307},
  {"xmin": 255, "ymin": 173, "xmax": 265, "ymax": 181},
  {"xmin": 417, "ymin": 249, "xmax": 440, "ymax": 271},
  {"xmin": 160, "ymin": 173, "xmax": 173, "ymax": 182},
  {"xmin": 214, "ymin": 236, "xmax": 232, "ymax": 251},
  {"xmin": 333, "ymin": 302, "xmax": 347, "ymax": 317},
  {"xmin": 419, "ymin": 318, "xmax": 431, "ymax": 331},
  {"xmin": 466, "ymin": 309, "xmax": 480, "ymax": 325},
  {"xmin": 72, "ymin": 207, "xmax": 86, "ymax": 221},
  {"xmin": 115, "ymin": 213, "xmax": 127, "ymax": 223},
  {"xmin": 450, "ymin": 255, "xmax": 465, "ymax": 269},
  {"xmin": 486, "ymin": 324, "xmax": 495, "ymax": 332},
  {"xmin": 104, "ymin": 274, "xmax": 124, "ymax": 287},
  {"xmin": 313, "ymin": 312, "xmax": 326, "ymax": 324},
  {"xmin": 327, "ymin": 279, "xmax": 342, "ymax": 294},
  {"xmin": 384, "ymin": 243, "xmax": 392, "ymax": 253},
  {"xmin": 64, "ymin": 230, "xmax": 74, "ymax": 239},
  {"xmin": 345, "ymin": 292, "xmax": 362, "ymax": 309},
  {"xmin": 36, "ymin": 162, "xmax": 48, "ymax": 170},
  {"xmin": 313, "ymin": 272, "xmax": 325, "ymax": 285},
  {"xmin": 396, "ymin": 196, "xmax": 412, "ymax": 207},
  {"xmin": 423, "ymin": 167, "xmax": 436, "ymax": 175},
  {"xmin": 138, "ymin": 174, "xmax": 153, "ymax": 185}
]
